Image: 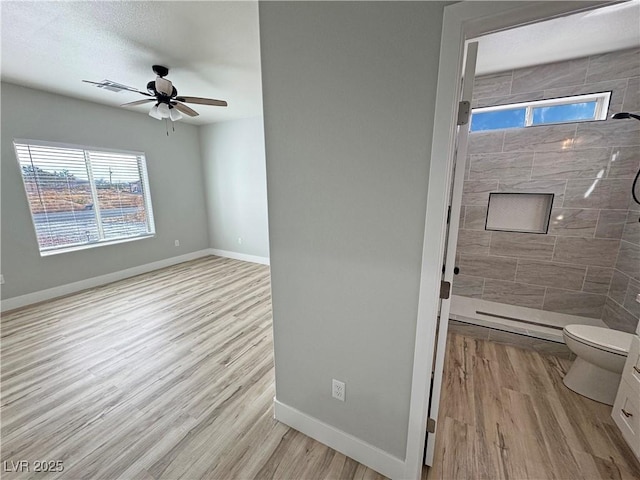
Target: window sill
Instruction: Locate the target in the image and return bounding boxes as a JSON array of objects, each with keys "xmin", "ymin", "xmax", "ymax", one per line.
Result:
[{"xmin": 39, "ymin": 234, "xmax": 155, "ymax": 257}]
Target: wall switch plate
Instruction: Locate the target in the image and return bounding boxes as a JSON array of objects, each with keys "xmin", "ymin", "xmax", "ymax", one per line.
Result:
[
  {"xmin": 174, "ymin": 240, "xmax": 180, "ymax": 247},
  {"xmin": 332, "ymin": 379, "xmax": 345, "ymax": 401}
]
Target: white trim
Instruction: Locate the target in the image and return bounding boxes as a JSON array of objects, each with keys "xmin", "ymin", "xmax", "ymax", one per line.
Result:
[
  {"xmin": 0, "ymin": 249, "xmax": 211, "ymax": 312},
  {"xmin": 404, "ymin": 1, "xmax": 616, "ymax": 479},
  {"xmin": 451, "ymin": 295, "xmax": 608, "ymax": 342},
  {"xmin": 209, "ymin": 248, "xmax": 270, "ymax": 265},
  {"xmin": 274, "ymin": 399, "xmax": 405, "ymax": 480}
]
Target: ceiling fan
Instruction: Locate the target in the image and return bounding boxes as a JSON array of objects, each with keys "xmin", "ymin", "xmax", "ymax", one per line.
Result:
[{"xmin": 83, "ymin": 65, "xmax": 227, "ymax": 121}]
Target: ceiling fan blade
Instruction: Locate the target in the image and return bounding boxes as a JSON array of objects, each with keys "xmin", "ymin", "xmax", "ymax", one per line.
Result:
[
  {"xmin": 173, "ymin": 102, "xmax": 199, "ymax": 117},
  {"xmin": 155, "ymin": 77, "xmax": 173, "ymax": 96},
  {"xmin": 82, "ymin": 79, "xmax": 152, "ymax": 96},
  {"xmin": 175, "ymin": 96, "xmax": 227, "ymax": 107},
  {"xmin": 121, "ymin": 99, "xmax": 155, "ymax": 107}
]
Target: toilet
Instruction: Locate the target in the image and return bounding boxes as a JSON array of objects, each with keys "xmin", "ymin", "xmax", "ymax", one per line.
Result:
[{"xmin": 562, "ymin": 324, "xmax": 634, "ymax": 405}]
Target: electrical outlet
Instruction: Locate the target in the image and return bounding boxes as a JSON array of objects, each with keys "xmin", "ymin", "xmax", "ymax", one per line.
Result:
[
  {"xmin": 237, "ymin": 237, "xmax": 243, "ymax": 245},
  {"xmin": 332, "ymin": 379, "xmax": 345, "ymax": 402},
  {"xmin": 0, "ymin": 274, "xmax": 4, "ymax": 285},
  {"xmin": 174, "ymin": 240, "xmax": 180, "ymax": 247}
]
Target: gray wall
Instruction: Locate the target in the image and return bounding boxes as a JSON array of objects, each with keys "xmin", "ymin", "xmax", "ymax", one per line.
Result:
[
  {"xmin": 1, "ymin": 82, "xmax": 210, "ymax": 299},
  {"xmin": 199, "ymin": 117, "xmax": 269, "ymax": 258},
  {"xmin": 452, "ymin": 47, "xmax": 640, "ymax": 332},
  {"xmin": 259, "ymin": 1, "xmax": 445, "ymax": 459}
]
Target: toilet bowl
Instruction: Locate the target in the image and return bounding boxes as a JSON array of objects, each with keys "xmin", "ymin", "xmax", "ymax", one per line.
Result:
[{"xmin": 562, "ymin": 324, "xmax": 633, "ymax": 405}]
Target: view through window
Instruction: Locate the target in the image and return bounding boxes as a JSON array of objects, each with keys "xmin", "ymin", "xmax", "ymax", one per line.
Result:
[
  {"xmin": 470, "ymin": 92, "xmax": 612, "ymax": 132},
  {"xmin": 14, "ymin": 140, "xmax": 155, "ymax": 255}
]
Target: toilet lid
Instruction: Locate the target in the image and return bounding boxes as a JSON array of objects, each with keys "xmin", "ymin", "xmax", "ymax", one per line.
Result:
[{"xmin": 563, "ymin": 324, "xmax": 632, "ymax": 354}]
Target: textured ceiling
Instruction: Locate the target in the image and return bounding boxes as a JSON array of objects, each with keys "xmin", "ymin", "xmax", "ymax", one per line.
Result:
[
  {"xmin": 474, "ymin": 0, "xmax": 640, "ymax": 75},
  {"xmin": 1, "ymin": 1, "xmax": 639, "ymax": 126},
  {"xmin": 1, "ymin": 1, "xmax": 263, "ymax": 125}
]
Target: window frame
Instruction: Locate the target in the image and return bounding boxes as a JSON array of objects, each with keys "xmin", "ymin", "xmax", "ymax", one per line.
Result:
[
  {"xmin": 13, "ymin": 139, "xmax": 156, "ymax": 256},
  {"xmin": 470, "ymin": 91, "xmax": 612, "ymax": 131}
]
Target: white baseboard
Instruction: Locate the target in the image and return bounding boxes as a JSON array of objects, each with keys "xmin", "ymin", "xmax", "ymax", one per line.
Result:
[
  {"xmin": 450, "ymin": 295, "xmax": 608, "ymax": 341},
  {"xmin": 274, "ymin": 399, "xmax": 405, "ymax": 479},
  {"xmin": 1, "ymin": 249, "xmax": 212, "ymax": 312},
  {"xmin": 209, "ymin": 248, "xmax": 270, "ymax": 265}
]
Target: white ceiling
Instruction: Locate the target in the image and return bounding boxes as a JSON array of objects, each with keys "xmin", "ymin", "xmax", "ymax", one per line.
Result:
[
  {"xmin": 1, "ymin": 1, "xmax": 639, "ymax": 126},
  {"xmin": 1, "ymin": 1, "xmax": 263, "ymax": 125},
  {"xmin": 473, "ymin": 0, "xmax": 640, "ymax": 75}
]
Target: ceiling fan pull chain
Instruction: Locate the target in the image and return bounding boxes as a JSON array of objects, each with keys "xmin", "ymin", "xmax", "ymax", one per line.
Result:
[{"xmin": 166, "ymin": 119, "xmax": 169, "ymax": 136}]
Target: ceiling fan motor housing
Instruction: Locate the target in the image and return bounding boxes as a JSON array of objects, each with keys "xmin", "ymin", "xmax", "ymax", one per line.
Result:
[{"xmin": 152, "ymin": 65, "xmax": 169, "ymax": 77}]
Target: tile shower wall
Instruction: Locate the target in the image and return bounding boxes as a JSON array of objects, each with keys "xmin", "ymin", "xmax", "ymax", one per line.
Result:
[{"xmin": 453, "ymin": 47, "xmax": 640, "ymax": 332}]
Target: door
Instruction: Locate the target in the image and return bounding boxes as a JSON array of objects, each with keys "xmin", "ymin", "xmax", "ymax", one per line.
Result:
[{"xmin": 424, "ymin": 40, "xmax": 478, "ymax": 466}]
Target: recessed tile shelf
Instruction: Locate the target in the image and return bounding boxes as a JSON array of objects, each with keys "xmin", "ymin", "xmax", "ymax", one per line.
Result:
[{"xmin": 485, "ymin": 192, "xmax": 554, "ymax": 234}]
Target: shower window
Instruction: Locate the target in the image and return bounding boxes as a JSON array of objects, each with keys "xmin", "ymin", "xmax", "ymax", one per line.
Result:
[{"xmin": 470, "ymin": 91, "xmax": 611, "ymax": 132}]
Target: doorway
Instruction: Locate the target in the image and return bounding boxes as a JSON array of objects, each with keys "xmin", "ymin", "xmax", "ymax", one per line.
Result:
[{"xmin": 405, "ymin": 1, "xmax": 631, "ymax": 478}]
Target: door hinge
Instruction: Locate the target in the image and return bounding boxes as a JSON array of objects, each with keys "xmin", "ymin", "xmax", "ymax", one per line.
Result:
[
  {"xmin": 426, "ymin": 417, "xmax": 436, "ymax": 434},
  {"xmin": 446, "ymin": 205, "xmax": 451, "ymax": 224},
  {"xmin": 440, "ymin": 280, "xmax": 451, "ymax": 300},
  {"xmin": 457, "ymin": 100, "xmax": 471, "ymax": 126}
]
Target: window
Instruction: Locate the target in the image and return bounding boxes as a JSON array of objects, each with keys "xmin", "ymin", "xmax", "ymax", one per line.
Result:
[
  {"xmin": 470, "ymin": 92, "xmax": 611, "ymax": 132},
  {"xmin": 14, "ymin": 140, "xmax": 155, "ymax": 255}
]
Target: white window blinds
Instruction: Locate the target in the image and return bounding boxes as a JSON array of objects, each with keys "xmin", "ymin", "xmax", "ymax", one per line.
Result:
[{"xmin": 14, "ymin": 140, "xmax": 155, "ymax": 255}]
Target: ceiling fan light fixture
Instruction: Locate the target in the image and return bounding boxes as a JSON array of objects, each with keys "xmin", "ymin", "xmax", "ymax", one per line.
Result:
[
  {"xmin": 149, "ymin": 104, "xmax": 163, "ymax": 120},
  {"xmin": 157, "ymin": 103, "xmax": 170, "ymax": 119},
  {"xmin": 169, "ymin": 107, "xmax": 183, "ymax": 122}
]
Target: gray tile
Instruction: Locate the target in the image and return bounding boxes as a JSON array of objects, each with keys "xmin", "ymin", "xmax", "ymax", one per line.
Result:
[
  {"xmin": 516, "ymin": 259, "xmax": 586, "ymax": 290},
  {"xmin": 482, "ymin": 278, "xmax": 545, "ymax": 309},
  {"xmin": 464, "ymin": 206, "xmax": 488, "ymax": 230},
  {"xmin": 512, "ymin": 57, "xmax": 589, "ymax": 93},
  {"xmin": 498, "ymin": 179, "xmax": 566, "ymax": 208},
  {"xmin": 583, "ymin": 266, "xmax": 613, "ymax": 295},
  {"xmin": 468, "ymin": 131, "xmax": 504, "ymax": 154},
  {"xmin": 608, "ymin": 146, "xmax": 640, "ymax": 179},
  {"xmin": 473, "ymin": 91, "xmax": 544, "ymax": 109},
  {"xmin": 452, "ymin": 274, "xmax": 484, "ymax": 298},
  {"xmin": 547, "ymin": 208, "xmax": 598, "ymax": 237},
  {"xmin": 602, "ymin": 297, "xmax": 639, "ymax": 333},
  {"xmin": 622, "ymin": 76, "xmax": 640, "ymax": 113},
  {"xmin": 563, "ymin": 178, "xmax": 632, "ymax": 210},
  {"xmin": 586, "ymin": 48, "xmax": 640, "ymax": 84},
  {"xmin": 489, "ymin": 231, "xmax": 555, "ymax": 260},
  {"xmin": 473, "ymin": 71, "xmax": 512, "ymax": 99},
  {"xmin": 609, "ymin": 270, "xmax": 631, "ymax": 305},
  {"xmin": 553, "ymin": 237, "xmax": 621, "ymax": 267},
  {"xmin": 456, "ymin": 229, "xmax": 491, "ymax": 255},
  {"xmin": 623, "ymin": 278, "xmax": 640, "ymax": 320},
  {"xmin": 595, "ymin": 210, "xmax": 628, "ymax": 239},
  {"xmin": 575, "ymin": 117, "xmax": 640, "ymax": 148},
  {"xmin": 462, "ymin": 180, "xmax": 498, "ymax": 206},
  {"xmin": 616, "ymin": 240, "xmax": 640, "ymax": 282},
  {"xmin": 457, "ymin": 254, "xmax": 517, "ymax": 281},
  {"xmin": 545, "ymin": 78, "xmax": 629, "ymax": 111},
  {"xmin": 543, "ymin": 288, "xmax": 606, "ymax": 319},
  {"xmin": 503, "ymin": 124, "xmax": 577, "ymax": 152},
  {"xmin": 469, "ymin": 152, "xmax": 534, "ymax": 181},
  {"xmin": 531, "ymin": 148, "xmax": 610, "ymax": 180},
  {"xmin": 622, "ymin": 210, "xmax": 640, "ymax": 246}
]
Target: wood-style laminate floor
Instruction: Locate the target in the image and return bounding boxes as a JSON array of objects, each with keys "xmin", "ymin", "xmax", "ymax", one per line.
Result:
[
  {"xmin": 1, "ymin": 256, "xmax": 384, "ymax": 480},
  {"xmin": 426, "ymin": 331, "xmax": 640, "ymax": 480},
  {"xmin": 2, "ymin": 256, "xmax": 639, "ymax": 480}
]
